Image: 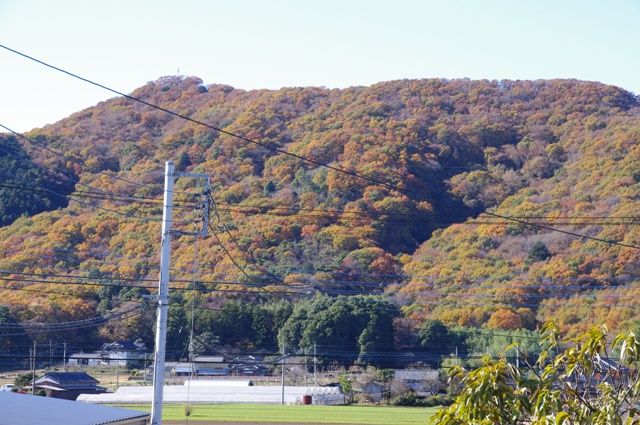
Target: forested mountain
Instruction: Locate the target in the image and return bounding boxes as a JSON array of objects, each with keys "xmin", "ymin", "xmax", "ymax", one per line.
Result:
[{"xmin": 0, "ymin": 77, "xmax": 639, "ymax": 353}]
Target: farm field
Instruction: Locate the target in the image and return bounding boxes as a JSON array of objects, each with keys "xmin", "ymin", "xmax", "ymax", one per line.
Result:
[{"xmin": 117, "ymin": 404, "xmax": 437, "ymax": 425}]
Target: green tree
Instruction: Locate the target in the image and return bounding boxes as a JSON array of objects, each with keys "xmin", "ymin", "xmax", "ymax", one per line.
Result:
[
  {"xmin": 527, "ymin": 241, "xmax": 551, "ymax": 262},
  {"xmin": 0, "ymin": 306, "xmax": 29, "ymax": 349},
  {"xmin": 279, "ymin": 295, "xmax": 397, "ymax": 366},
  {"xmin": 433, "ymin": 323, "xmax": 640, "ymax": 425},
  {"xmin": 14, "ymin": 373, "xmax": 32, "ymax": 390},
  {"xmin": 190, "ymin": 331, "xmax": 220, "ymax": 355},
  {"xmin": 338, "ymin": 371, "xmax": 354, "ymax": 404},
  {"xmin": 0, "ymin": 135, "xmax": 72, "ymax": 226},
  {"xmin": 418, "ymin": 320, "xmax": 453, "ymax": 350},
  {"xmin": 417, "ymin": 320, "xmax": 465, "ymax": 365}
]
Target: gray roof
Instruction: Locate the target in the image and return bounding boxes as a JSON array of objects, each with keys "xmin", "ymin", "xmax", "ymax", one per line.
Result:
[
  {"xmin": 194, "ymin": 355, "xmax": 225, "ymax": 363},
  {"xmin": 394, "ymin": 369, "xmax": 439, "ymax": 381},
  {"xmin": 70, "ymin": 352, "xmax": 100, "ymax": 359},
  {"xmin": 0, "ymin": 392, "xmax": 149, "ymax": 425},
  {"xmin": 34, "ymin": 372, "xmax": 100, "ymax": 389}
]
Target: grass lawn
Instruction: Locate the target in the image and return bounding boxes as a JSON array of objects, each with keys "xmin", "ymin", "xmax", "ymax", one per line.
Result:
[{"xmin": 117, "ymin": 404, "xmax": 437, "ymax": 425}]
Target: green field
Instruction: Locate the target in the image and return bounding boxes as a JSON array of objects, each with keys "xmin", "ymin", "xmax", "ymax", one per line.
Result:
[{"xmin": 118, "ymin": 404, "xmax": 437, "ymax": 425}]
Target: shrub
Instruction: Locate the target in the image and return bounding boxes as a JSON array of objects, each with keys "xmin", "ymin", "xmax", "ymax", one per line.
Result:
[
  {"xmin": 390, "ymin": 392, "xmax": 454, "ymax": 407},
  {"xmin": 184, "ymin": 404, "xmax": 193, "ymax": 417},
  {"xmin": 527, "ymin": 241, "xmax": 551, "ymax": 262}
]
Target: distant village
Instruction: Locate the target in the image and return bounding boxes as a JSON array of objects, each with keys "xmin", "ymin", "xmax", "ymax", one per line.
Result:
[{"xmin": 1, "ymin": 337, "xmax": 443, "ymax": 407}]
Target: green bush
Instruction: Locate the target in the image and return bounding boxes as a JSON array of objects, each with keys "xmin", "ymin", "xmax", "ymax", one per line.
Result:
[{"xmin": 390, "ymin": 392, "xmax": 454, "ymax": 407}]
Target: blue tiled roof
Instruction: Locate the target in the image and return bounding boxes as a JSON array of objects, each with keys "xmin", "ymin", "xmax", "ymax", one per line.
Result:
[
  {"xmin": 0, "ymin": 392, "xmax": 149, "ymax": 425},
  {"xmin": 35, "ymin": 372, "xmax": 99, "ymax": 386}
]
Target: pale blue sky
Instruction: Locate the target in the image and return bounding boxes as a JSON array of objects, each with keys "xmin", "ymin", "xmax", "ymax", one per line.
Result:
[{"xmin": 0, "ymin": 0, "xmax": 638, "ymax": 131}]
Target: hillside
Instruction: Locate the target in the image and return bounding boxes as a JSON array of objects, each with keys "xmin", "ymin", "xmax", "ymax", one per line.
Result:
[{"xmin": 0, "ymin": 77, "xmax": 639, "ymax": 349}]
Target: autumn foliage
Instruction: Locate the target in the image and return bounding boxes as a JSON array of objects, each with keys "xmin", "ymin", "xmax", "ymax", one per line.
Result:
[{"xmin": 0, "ymin": 76, "xmax": 639, "ymax": 349}]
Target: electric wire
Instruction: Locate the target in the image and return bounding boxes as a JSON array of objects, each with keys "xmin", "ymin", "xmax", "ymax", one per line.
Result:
[
  {"xmin": 0, "ymin": 122, "xmax": 196, "ymax": 196},
  {"xmin": 1, "ymin": 44, "xmax": 638, "ymax": 253},
  {"xmin": 0, "ymin": 44, "xmax": 407, "ymax": 195}
]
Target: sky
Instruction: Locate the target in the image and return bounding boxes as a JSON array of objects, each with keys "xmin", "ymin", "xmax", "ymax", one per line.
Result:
[{"xmin": 0, "ymin": 0, "xmax": 638, "ymax": 132}]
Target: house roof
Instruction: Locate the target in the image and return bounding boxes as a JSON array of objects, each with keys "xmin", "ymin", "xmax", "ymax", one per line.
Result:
[
  {"xmin": 70, "ymin": 352, "xmax": 101, "ymax": 359},
  {"xmin": 101, "ymin": 341, "xmax": 142, "ymax": 351},
  {"xmin": 33, "ymin": 372, "xmax": 105, "ymax": 392},
  {"xmin": 394, "ymin": 369, "xmax": 439, "ymax": 381},
  {"xmin": 172, "ymin": 362, "xmax": 196, "ymax": 373},
  {"xmin": 35, "ymin": 372, "xmax": 99, "ymax": 387},
  {"xmin": 194, "ymin": 355, "xmax": 225, "ymax": 363},
  {"xmin": 0, "ymin": 392, "xmax": 149, "ymax": 425},
  {"xmin": 231, "ymin": 355, "xmax": 263, "ymax": 363}
]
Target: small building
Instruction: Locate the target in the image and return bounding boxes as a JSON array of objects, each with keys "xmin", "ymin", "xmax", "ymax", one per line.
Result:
[
  {"xmin": 68, "ymin": 340, "xmax": 147, "ymax": 369},
  {"xmin": 229, "ymin": 355, "xmax": 267, "ymax": 376},
  {"xmin": 170, "ymin": 361, "xmax": 196, "ymax": 376},
  {"xmin": 99, "ymin": 340, "xmax": 147, "ymax": 368},
  {"xmin": 0, "ymin": 391, "xmax": 149, "ymax": 425},
  {"xmin": 67, "ymin": 352, "xmax": 101, "ymax": 367},
  {"xmin": 32, "ymin": 372, "xmax": 106, "ymax": 400},
  {"xmin": 394, "ymin": 369, "xmax": 441, "ymax": 396},
  {"xmin": 193, "ymin": 355, "xmax": 225, "ymax": 363},
  {"xmin": 169, "ymin": 357, "xmax": 230, "ymax": 377},
  {"xmin": 193, "ymin": 355, "xmax": 230, "ymax": 376},
  {"xmin": 361, "ymin": 381, "xmax": 385, "ymax": 402}
]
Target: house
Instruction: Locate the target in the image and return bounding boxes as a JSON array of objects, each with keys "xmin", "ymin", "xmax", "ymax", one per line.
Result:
[
  {"xmin": 229, "ymin": 355, "xmax": 267, "ymax": 376},
  {"xmin": 0, "ymin": 391, "xmax": 149, "ymax": 425},
  {"xmin": 99, "ymin": 340, "xmax": 147, "ymax": 368},
  {"xmin": 394, "ymin": 369, "xmax": 441, "ymax": 396},
  {"xmin": 32, "ymin": 372, "xmax": 106, "ymax": 400},
  {"xmin": 567, "ymin": 357, "xmax": 631, "ymax": 395},
  {"xmin": 68, "ymin": 340, "xmax": 148, "ymax": 369},
  {"xmin": 168, "ymin": 356, "xmax": 230, "ymax": 377},
  {"xmin": 193, "ymin": 355, "xmax": 230, "ymax": 376},
  {"xmin": 168, "ymin": 361, "xmax": 196, "ymax": 376},
  {"xmin": 101, "ymin": 340, "xmax": 147, "ymax": 353},
  {"xmin": 67, "ymin": 352, "xmax": 101, "ymax": 367},
  {"xmin": 361, "ymin": 381, "xmax": 385, "ymax": 402}
]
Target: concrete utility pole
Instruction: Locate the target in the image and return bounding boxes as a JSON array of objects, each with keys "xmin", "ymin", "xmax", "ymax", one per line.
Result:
[
  {"xmin": 150, "ymin": 162, "xmax": 210, "ymax": 425},
  {"xmin": 62, "ymin": 342, "xmax": 67, "ymax": 372},
  {"xmin": 31, "ymin": 341, "xmax": 36, "ymax": 395},
  {"xmin": 313, "ymin": 343, "xmax": 317, "ymax": 386},
  {"xmin": 150, "ymin": 161, "xmax": 175, "ymax": 425},
  {"xmin": 304, "ymin": 348, "xmax": 308, "ymax": 387},
  {"xmin": 281, "ymin": 345, "xmax": 286, "ymax": 405}
]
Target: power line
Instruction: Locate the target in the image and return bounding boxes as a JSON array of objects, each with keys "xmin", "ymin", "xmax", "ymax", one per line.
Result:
[
  {"xmin": 0, "ymin": 145, "xmax": 179, "ymax": 224},
  {"xmin": 0, "ymin": 276, "xmax": 308, "ymax": 295},
  {"xmin": 0, "ymin": 122, "xmax": 169, "ymax": 194},
  {"xmin": 6, "ymin": 177, "xmax": 638, "ymax": 226},
  {"xmin": 2, "ymin": 44, "xmax": 638, "ymax": 256},
  {"xmin": 0, "ymin": 309, "xmax": 143, "ymax": 337},
  {"xmin": 6, "ymin": 179, "xmax": 639, "ymax": 228},
  {"xmin": 481, "ymin": 211, "xmax": 640, "ymax": 250},
  {"xmin": 0, "ymin": 44, "xmax": 409, "ymax": 195},
  {"xmin": 1, "ymin": 49, "xmax": 637, "ymax": 250},
  {"xmin": 0, "ymin": 305, "xmax": 142, "ymax": 329},
  {"xmin": 212, "ymin": 201, "xmax": 640, "ymax": 222},
  {"xmin": 3, "ymin": 268, "xmax": 640, "ymax": 291},
  {"xmin": 210, "ymin": 195, "xmax": 282, "ymax": 283},
  {"xmin": 0, "ymin": 123, "xmax": 202, "ymax": 206}
]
